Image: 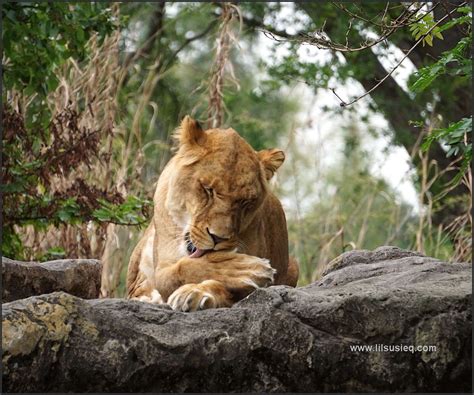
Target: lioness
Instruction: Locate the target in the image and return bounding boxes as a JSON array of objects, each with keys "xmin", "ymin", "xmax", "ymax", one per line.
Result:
[{"xmin": 126, "ymin": 116, "xmax": 298, "ymax": 311}]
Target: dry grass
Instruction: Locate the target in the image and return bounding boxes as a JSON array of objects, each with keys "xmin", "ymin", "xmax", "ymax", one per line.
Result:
[
  {"xmin": 16, "ymin": 26, "xmax": 132, "ymax": 297},
  {"xmin": 283, "ymin": 113, "xmax": 472, "ymax": 286},
  {"xmin": 410, "ymin": 122, "xmax": 472, "ymax": 264},
  {"xmin": 443, "ymin": 164, "xmax": 472, "ymax": 263},
  {"xmin": 206, "ymin": 3, "xmax": 241, "ymax": 128}
]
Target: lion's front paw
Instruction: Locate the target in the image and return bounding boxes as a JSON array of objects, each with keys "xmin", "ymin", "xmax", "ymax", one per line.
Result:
[
  {"xmin": 236, "ymin": 256, "xmax": 277, "ymax": 289},
  {"xmin": 167, "ymin": 282, "xmax": 218, "ymax": 312}
]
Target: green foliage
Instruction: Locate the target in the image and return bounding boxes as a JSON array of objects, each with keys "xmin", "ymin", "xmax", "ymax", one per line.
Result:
[
  {"xmin": 409, "ymin": 7, "xmax": 472, "ymax": 187},
  {"xmin": 56, "ymin": 198, "xmax": 81, "ymax": 224},
  {"xmin": 285, "ymin": 125, "xmax": 411, "ymax": 284},
  {"xmin": 93, "ymin": 197, "xmax": 152, "ymax": 226},
  {"xmin": 223, "ymin": 80, "xmax": 299, "ymax": 150},
  {"xmin": 1, "ymin": 192, "xmax": 152, "ymax": 260},
  {"xmin": 410, "ymin": 37, "xmax": 471, "ymax": 92},
  {"xmin": 2, "ymin": 2, "xmax": 117, "ymax": 96},
  {"xmin": 1, "ymin": 230, "xmax": 25, "ymax": 261},
  {"xmin": 1, "ymin": 3, "xmax": 146, "ymax": 260},
  {"xmin": 409, "ymin": 12, "xmax": 444, "ymax": 47},
  {"xmin": 263, "ymin": 46, "xmax": 334, "ymax": 92},
  {"xmin": 39, "ymin": 247, "xmax": 67, "ymax": 262},
  {"xmin": 422, "ymin": 118, "xmax": 472, "ymax": 157},
  {"xmin": 422, "ymin": 118, "xmax": 472, "ymax": 185},
  {"xmin": 438, "ymin": 6, "xmax": 472, "ymax": 33}
]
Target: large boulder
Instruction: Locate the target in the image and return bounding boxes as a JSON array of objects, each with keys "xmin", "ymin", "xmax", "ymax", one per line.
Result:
[
  {"xmin": 2, "ymin": 257, "xmax": 102, "ymax": 302},
  {"xmin": 2, "ymin": 247, "xmax": 471, "ymax": 392}
]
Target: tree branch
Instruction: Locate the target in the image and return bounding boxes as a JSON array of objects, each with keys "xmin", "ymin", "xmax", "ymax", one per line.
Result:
[
  {"xmin": 161, "ymin": 19, "xmax": 218, "ymax": 71},
  {"xmin": 332, "ymin": 2, "xmax": 467, "ymax": 107},
  {"xmin": 238, "ymin": 4, "xmax": 435, "ymax": 53},
  {"xmin": 123, "ymin": 2, "xmax": 166, "ymax": 69}
]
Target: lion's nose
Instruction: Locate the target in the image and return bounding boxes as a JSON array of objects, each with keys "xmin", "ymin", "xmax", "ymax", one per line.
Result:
[{"xmin": 207, "ymin": 228, "xmax": 229, "ymax": 245}]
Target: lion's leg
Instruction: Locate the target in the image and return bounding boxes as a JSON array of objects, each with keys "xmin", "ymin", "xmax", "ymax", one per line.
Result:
[
  {"xmin": 129, "ymin": 276, "xmax": 164, "ymax": 304},
  {"xmin": 281, "ymin": 256, "xmax": 299, "ymax": 287},
  {"xmin": 155, "ymin": 251, "xmax": 276, "ymax": 311},
  {"xmin": 126, "ymin": 224, "xmax": 163, "ymax": 304}
]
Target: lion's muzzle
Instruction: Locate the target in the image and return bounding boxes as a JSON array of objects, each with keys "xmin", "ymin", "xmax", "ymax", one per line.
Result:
[{"xmin": 184, "ymin": 231, "xmax": 210, "ymax": 258}]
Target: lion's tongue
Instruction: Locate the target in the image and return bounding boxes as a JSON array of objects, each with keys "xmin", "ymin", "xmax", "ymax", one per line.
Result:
[{"xmin": 189, "ymin": 248, "xmax": 206, "ymax": 258}]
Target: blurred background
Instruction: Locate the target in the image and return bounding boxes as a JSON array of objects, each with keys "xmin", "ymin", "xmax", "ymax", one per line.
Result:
[{"xmin": 2, "ymin": 2, "xmax": 471, "ymax": 297}]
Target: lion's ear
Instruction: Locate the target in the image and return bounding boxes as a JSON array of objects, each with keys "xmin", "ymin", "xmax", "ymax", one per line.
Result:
[
  {"xmin": 175, "ymin": 115, "xmax": 206, "ymax": 146},
  {"xmin": 257, "ymin": 148, "xmax": 285, "ymax": 180}
]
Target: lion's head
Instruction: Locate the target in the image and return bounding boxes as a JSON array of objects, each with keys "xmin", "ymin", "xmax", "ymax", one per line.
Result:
[{"xmin": 165, "ymin": 116, "xmax": 285, "ymax": 258}]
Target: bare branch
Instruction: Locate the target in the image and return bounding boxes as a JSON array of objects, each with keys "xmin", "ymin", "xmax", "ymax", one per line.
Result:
[
  {"xmin": 332, "ymin": 2, "xmax": 467, "ymax": 108},
  {"xmin": 331, "ymin": 2, "xmax": 438, "ymax": 29},
  {"xmin": 122, "ymin": 3, "xmax": 166, "ymax": 71},
  {"xmin": 162, "ymin": 20, "xmax": 218, "ymax": 70},
  {"xmin": 239, "ymin": 3, "xmax": 439, "ymax": 53}
]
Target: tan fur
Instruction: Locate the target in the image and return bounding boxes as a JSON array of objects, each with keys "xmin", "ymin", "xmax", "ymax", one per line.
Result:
[{"xmin": 127, "ymin": 116, "xmax": 299, "ymax": 311}]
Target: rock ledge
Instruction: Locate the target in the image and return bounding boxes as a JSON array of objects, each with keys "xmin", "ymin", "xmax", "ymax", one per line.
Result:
[
  {"xmin": 2, "ymin": 247, "xmax": 472, "ymax": 392},
  {"xmin": 2, "ymin": 257, "xmax": 101, "ymax": 302}
]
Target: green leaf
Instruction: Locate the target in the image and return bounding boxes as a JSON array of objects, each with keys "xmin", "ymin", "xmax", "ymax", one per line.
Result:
[
  {"xmin": 92, "ymin": 196, "xmax": 152, "ymax": 226},
  {"xmin": 0, "ymin": 183, "xmax": 25, "ymax": 193},
  {"xmin": 3, "ymin": 2, "xmax": 117, "ymax": 96},
  {"xmin": 425, "ymin": 35, "xmax": 433, "ymax": 47},
  {"xmin": 422, "ymin": 118, "xmax": 472, "ymax": 152},
  {"xmin": 446, "ymin": 146, "xmax": 458, "ymax": 157},
  {"xmin": 40, "ymin": 246, "xmax": 67, "ymax": 261},
  {"xmin": 6, "ymin": 10, "xmax": 17, "ymax": 22},
  {"xmin": 439, "ymin": 15, "xmax": 471, "ymax": 32},
  {"xmin": 1, "ymin": 227, "xmax": 24, "ymax": 259},
  {"xmin": 56, "ymin": 198, "xmax": 80, "ymax": 223},
  {"xmin": 75, "ymin": 28, "xmax": 85, "ymax": 43},
  {"xmin": 410, "ymin": 35, "xmax": 471, "ymax": 93},
  {"xmin": 457, "ymin": 6, "xmax": 472, "ymax": 14}
]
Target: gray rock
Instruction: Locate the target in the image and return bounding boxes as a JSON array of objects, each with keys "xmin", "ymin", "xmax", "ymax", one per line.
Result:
[
  {"xmin": 2, "ymin": 247, "xmax": 471, "ymax": 392},
  {"xmin": 2, "ymin": 257, "xmax": 102, "ymax": 302}
]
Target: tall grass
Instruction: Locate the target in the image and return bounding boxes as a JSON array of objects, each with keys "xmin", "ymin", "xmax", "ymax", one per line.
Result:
[{"xmin": 280, "ymin": 119, "xmax": 471, "ymax": 286}]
